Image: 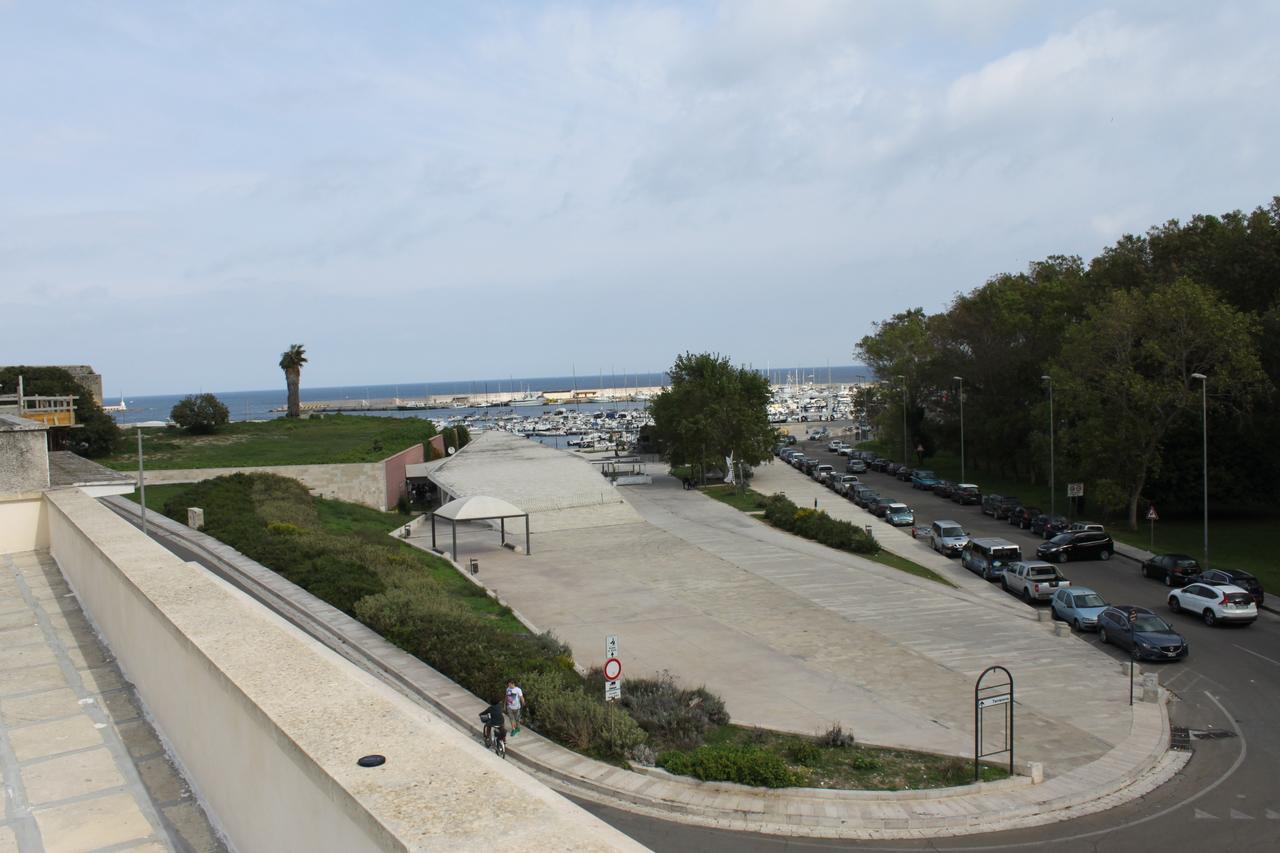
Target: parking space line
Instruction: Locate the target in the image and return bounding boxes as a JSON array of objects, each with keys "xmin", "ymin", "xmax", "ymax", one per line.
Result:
[{"xmin": 1232, "ymin": 644, "xmax": 1280, "ymax": 667}]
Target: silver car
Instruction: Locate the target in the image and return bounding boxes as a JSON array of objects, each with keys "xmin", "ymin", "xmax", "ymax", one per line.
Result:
[{"xmin": 929, "ymin": 520, "xmax": 969, "ymax": 557}]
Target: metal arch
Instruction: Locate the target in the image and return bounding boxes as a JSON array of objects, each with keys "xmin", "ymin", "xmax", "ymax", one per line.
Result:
[{"xmin": 974, "ymin": 664, "xmax": 1014, "ymax": 781}]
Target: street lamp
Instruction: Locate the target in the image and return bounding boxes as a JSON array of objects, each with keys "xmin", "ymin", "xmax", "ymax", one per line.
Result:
[
  {"xmin": 953, "ymin": 376, "xmax": 965, "ymax": 483},
  {"xmin": 895, "ymin": 374, "xmax": 908, "ymax": 464},
  {"xmin": 1191, "ymin": 373, "xmax": 1208, "ymax": 569},
  {"xmin": 1041, "ymin": 375, "xmax": 1054, "ymax": 517}
]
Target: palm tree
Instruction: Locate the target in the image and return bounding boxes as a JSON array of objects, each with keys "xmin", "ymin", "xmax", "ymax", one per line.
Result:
[{"xmin": 279, "ymin": 344, "xmax": 307, "ymax": 418}]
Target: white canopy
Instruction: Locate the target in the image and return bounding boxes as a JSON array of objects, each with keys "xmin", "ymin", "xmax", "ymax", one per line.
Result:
[{"xmin": 435, "ymin": 495, "xmax": 526, "ymax": 522}]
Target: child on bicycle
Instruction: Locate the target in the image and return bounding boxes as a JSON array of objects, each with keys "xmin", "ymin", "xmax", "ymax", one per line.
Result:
[{"xmin": 479, "ymin": 697, "xmax": 506, "ymax": 746}]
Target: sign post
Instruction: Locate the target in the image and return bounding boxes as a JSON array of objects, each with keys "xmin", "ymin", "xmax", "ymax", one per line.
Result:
[
  {"xmin": 1067, "ymin": 482, "xmax": 1084, "ymax": 518},
  {"xmin": 1146, "ymin": 505, "xmax": 1159, "ymax": 548},
  {"xmin": 604, "ymin": 635, "xmax": 621, "ymax": 701},
  {"xmin": 974, "ymin": 666, "xmax": 1014, "ymax": 781}
]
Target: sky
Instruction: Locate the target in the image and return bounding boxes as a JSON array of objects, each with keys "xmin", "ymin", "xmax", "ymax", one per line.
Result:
[{"xmin": 2, "ymin": 1, "xmax": 1278, "ymax": 395}]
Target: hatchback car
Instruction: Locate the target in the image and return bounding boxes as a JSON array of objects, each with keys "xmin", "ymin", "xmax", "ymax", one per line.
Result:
[
  {"xmin": 896, "ymin": 466, "xmax": 916, "ymax": 482},
  {"xmin": 1167, "ymin": 583, "xmax": 1257, "ymax": 627},
  {"xmin": 883, "ymin": 503, "xmax": 915, "ymax": 527},
  {"xmin": 951, "ymin": 484, "xmax": 981, "ymax": 505},
  {"xmin": 1097, "ymin": 606, "xmax": 1189, "ymax": 660},
  {"xmin": 1036, "ymin": 531, "xmax": 1115, "ymax": 563},
  {"xmin": 911, "ymin": 470, "xmax": 940, "ymax": 490},
  {"xmin": 1051, "ymin": 586, "xmax": 1109, "ymax": 632},
  {"xmin": 868, "ymin": 496, "xmax": 893, "ymax": 518},
  {"xmin": 1140, "ymin": 554, "xmax": 1200, "ymax": 587},
  {"xmin": 845, "ymin": 458, "xmax": 868, "ymax": 474},
  {"xmin": 1190, "ymin": 568, "xmax": 1265, "ymax": 606},
  {"xmin": 851, "ymin": 486, "xmax": 877, "ymax": 507}
]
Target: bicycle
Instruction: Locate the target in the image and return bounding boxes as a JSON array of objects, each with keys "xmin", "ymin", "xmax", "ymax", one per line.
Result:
[{"xmin": 482, "ymin": 724, "xmax": 507, "ymax": 759}]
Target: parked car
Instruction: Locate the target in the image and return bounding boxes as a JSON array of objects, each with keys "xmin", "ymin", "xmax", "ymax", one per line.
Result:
[
  {"xmin": 868, "ymin": 496, "xmax": 893, "ymax": 518},
  {"xmin": 884, "ymin": 462, "xmax": 903, "ymax": 476},
  {"xmin": 1069, "ymin": 522, "xmax": 1106, "ymax": 533},
  {"xmin": 911, "ymin": 469, "xmax": 940, "ymax": 490},
  {"xmin": 1167, "ymin": 583, "xmax": 1257, "ymax": 627},
  {"xmin": 1002, "ymin": 561, "xmax": 1070, "ymax": 603},
  {"xmin": 883, "ymin": 503, "xmax": 915, "ymax": 527},
  {"xmin": 951, "ymin": 484, "xmax": 981, "ymax": 505},
  {"xmin": 813, "ymin": 464, "xmax": 834, "ymax": 483},
  {"xmin": 932, "ymin": 480, "xmax": 956, "ymax": 499},
  {"xmin": 896, "ymin": 466, "xmax": 915, "ymax": 482},
  {"xmin": 845, "ymin": 458, "xmax": 868, "ymax": 474},
  {"xmin": 1190, "ymin": 568, "xmax": 1265, "ymax": 606},
  {"xmin": 1051, "ymin": 586, "xmax": 1109, "ymax": 632},
  {"xmin": 980, "ymin": 493, "xmax": 1003, "ymax": 516},
  {"xmin": 960, "ymin": 538, "xmax": 1022, "ymax": 581},
  {"xmin": 1036, "ymin": 531, "xmax": 1114, "ymax": 563},
  {"xmin": 827, "ymin": 439, "xmax": 843, "ymax": 453},
  {"xmin": 851, "ymin": 486, "xmax": 877, "ymax": 507},
  {"xmin": 870, "ymin": 457, "xmax": 891, "ymax": 472},
  {"xmin": 1097, "ymin": 606, "xmax": 1189, "ymax": 660},
  {"xmin": 1009, "ymin": 505, "xmax": 1042, "ymax": 529},
  {"xmin": 1029, "ymin": 513, "xmax": 1068, "ymax": 538},
  {"xmin": 1140, "ymin": 554, "xmax": 1201, "ymax": 588},
  {"xmin": 832, "ymin": 474, "xmax": 860, "ymax": 496},
  {"xmin": 929, "ymin": 520, "xmax": 969, "ymax": 557},
  {"xmin": 803, "ymin": 458, "xmax": 822, "ymax": 475}
]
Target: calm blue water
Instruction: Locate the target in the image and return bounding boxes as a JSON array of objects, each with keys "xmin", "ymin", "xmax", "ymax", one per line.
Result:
[{"xmin": 109, "ymin": 366, "xmax": 872, "ymax": 425}]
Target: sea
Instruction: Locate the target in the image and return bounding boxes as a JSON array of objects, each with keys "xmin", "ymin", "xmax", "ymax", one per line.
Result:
[{"xmin": 107, "ymin": 366, "xmax": 874, "ymax": 426}]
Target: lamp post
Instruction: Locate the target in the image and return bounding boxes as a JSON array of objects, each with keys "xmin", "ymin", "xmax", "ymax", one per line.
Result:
[
  {"xmin": 1191, "ymin": 373, "xmax": 1208, "ymax": 569},
  {"xmin": 895, "ymin": 374, "xmax": 908, "ymax": 464},
  {"xmin": 953, "ymin": 376, "xmax": 965, "ymax": 483},
  {"xmin": 1041, "ymin": 375, "xmax": 1054, "ymax": 517}
]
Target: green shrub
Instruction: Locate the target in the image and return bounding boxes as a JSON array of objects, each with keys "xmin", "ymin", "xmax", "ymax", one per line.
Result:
[
  {"xmin": 848, "ymin": 751, "xmax": 882, "ymax": 771},
  {"xmin": 761, "ymin": 493, "xmax": 878, "ymax": 554},
  {"xmin": 266, "ymin": 521, "xmax": 303, "ymax": 536},
  {"xmin": 520, "ymin": 671, "xmax": 646, "ymax": 759},
  {"xmin": 786, "ymin": 738, "xmax": 822, "ymax": 767},
  {"xmin": 584, "ymin": 669, "xmax": 729, "ymax": 750},
  {"xmin": 817, "ymin": 723, "xmax": 855, "ymax": 749},
  {"xmin": 170, "ymin": 393, "xmax": 230, "ymax": 434},
  {"xmin": 658, "ymin": 745, "xmax": 799, "ymax": 788}
]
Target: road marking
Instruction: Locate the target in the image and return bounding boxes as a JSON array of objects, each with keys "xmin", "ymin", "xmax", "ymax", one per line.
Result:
[
  {"xmin": 1229, "ymin": 809, "xmax": 1254, "ymax": 820},
  {"xmin": 1232, "ymin": 644, "xmax": 1280, "ymax": 667},
  {"xmin": 1193, "ymin": 809, "xmax": 1219, "ymax": 819},
  {"xmin": 1267, "ymin": 809, "xmax": 1280, "ymax": 819}
]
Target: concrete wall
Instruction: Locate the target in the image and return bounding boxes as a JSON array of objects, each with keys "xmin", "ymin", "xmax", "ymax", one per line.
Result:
[
  {"xmin": 43, "ymin": 488, "xmax": 640, "ymax": 852},
  {"xmin": 0, "ymin": 423, "xmax": 50, "ymax": 492},
  {"xmin": 0, "ymin": 493, "xmax": 48, "ymax": 553},
  {"xmin": 381, "ymin": 443, "xmax": 424, "ymax": 511},
  {"xmin": 144, "ymin": 462, "xmax": 388, "ymax": 509}
]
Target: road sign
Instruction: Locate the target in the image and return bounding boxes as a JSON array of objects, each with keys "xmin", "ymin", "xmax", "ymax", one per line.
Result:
[
  {"xmin": 1067, "ymin": 482, "xmax": 1084, "ymax": 497},
  {"xmin": 603, "ymin": 657, "xmax": 623, "ymax": 680},
  {"xmin": 605, "ymin": 680, "xmax": 621, "ymax": 701},
  {"xmin": 1146, "ymin": 505, "xmax": 1159, "ymax": 521},
  {"xmin": 977, "ymin": 695, "xmax": 1010, "ymax": 709},
  {"xmin": 606, "ymin": 635, "xmax": 618, "ymax": 658}
]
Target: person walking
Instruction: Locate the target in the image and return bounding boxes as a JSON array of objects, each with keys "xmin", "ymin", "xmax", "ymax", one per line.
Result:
[{"xmin": 505, "ymin": 679, "xmax": 525, "ymax": 736}]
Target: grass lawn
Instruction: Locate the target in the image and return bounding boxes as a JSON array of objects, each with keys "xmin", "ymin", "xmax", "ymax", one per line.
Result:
[
  {"xmin": 100, "ymin": 414, "xmax": 434, "ymax": 471},
  {"xmin": 668, "ymin": 725, "xmax": 1007, "ymax": 790},
  {"xmin": 701, "ymin": 484, "xmax": 769, "ymax": 513},
  {"xmin": 122, "ymin": 483, "xmax": 190, "ymax": 514}
]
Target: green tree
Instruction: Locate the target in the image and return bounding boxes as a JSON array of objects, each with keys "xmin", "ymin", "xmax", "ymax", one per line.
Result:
[
  {"xmin": 1054, "ymin": 278, "xmax": 1267, "ymax": 529},
  {"xmin": 0, "ymin": 366, "xmax": 119, "ymax": 457},
  {"xmin": 650, "ymin": 352, "xmax": 774, "ymax": 490},
  {"xmin": 170, "ymin": 393, "xmax": 231, "ymax": 434},
  {"xmin": 278, "ymin": 344, "xmax": 307, "ymax": 418}
]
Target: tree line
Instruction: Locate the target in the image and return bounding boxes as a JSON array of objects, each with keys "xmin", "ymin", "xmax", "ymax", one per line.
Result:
[{"xmin": 856, "ymin": 197, "xmax": 1279, "ymax": 529}]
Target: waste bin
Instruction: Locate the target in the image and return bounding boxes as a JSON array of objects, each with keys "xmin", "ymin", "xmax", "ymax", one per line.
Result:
[{"xmin": 469, "ymin": 558, "xmax": 479, "ymax": 575}]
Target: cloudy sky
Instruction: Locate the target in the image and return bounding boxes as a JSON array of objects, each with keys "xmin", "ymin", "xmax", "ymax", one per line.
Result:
[{"xmin": 2, "ymin": 1, "xmax": 1277, "ymax": 395}]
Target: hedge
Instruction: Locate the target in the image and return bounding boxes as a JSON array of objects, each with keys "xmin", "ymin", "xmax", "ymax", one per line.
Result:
[{"xmin": 761, "ymin": 493, "xmax": 879, "ymax": 554}]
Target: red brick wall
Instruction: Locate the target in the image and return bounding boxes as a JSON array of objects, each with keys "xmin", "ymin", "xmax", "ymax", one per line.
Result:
[{"xmin": 382, "ymin": 443, "xmax": 425, "ymax": 510}]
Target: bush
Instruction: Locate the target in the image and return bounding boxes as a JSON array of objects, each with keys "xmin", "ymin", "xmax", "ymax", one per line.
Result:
[
  {"xmin": 786, "ymin": 738, "xmax": 822, "ymax": 767},
  {"xmin": 761, "ymin": 494, "xmax": 878, "ymax": 554},
  {"xmin": 658, "ymin": 745, "xmax": 799, "ymax": 788},
  {"xmin": 520, "ymin": 671, "xmax": 646, "ymax": 759},
  {"xmin": 584, "ymin": 669, "xmax": 729, "ymax": 750},
  {"xmin": 170, "ymin": 393, "xmax": 231, "ymax": 434},
  {"xmin": 817, "ymin": 723, "xmax": 856, "ymax": 749}
]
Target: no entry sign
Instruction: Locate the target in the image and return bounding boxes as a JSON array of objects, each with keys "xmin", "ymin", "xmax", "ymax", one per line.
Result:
[{"xmin": 603, "ymin": 657, "xmax": 623, "ymax": 680}]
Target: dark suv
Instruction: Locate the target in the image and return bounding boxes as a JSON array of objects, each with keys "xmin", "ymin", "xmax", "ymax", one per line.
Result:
[
  {"xmin": 1009, "ymin": 505, "xmax": 1042, "ymax": 529},
  {"xmin": 1191, "ymin": 568, "xmax": 1265, "ymax": 606},
  {"xmin": 952, "ymin": 484, "xmax": 980, "ymax": 505},
  {"xmin": 1031, "ymin": 513, "xmax": 1069, "ymax": 539},
  {"xmin": 1036, "ymin": 531, "xmax": 1115, "ymax": 563},
  {"xmin": 1140, "ymin": 554, "xmax": 1200, "ymax": 588},
  {"xmin": 982, "ymin": 494, "xmax": 1021, "ymax": 519}
]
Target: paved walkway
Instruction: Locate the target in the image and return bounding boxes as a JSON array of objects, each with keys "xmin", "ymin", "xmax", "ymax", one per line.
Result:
[
  {"xmin": 0, "ymin": 551, "xmax": 222, "ymax": 853},
  {"xmin": 433, "ymin": 462, "xmax": 1140, "ymax": 774}
]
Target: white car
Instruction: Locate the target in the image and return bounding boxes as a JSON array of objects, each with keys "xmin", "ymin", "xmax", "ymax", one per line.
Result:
[{"xmin": 1167, "ymin": 582, "xmax": 1257, "ymax": 626}]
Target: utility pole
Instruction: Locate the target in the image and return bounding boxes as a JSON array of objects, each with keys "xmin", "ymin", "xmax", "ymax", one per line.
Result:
[
  {"xmin": 1041, "ymin": 375, "xmax": 1054, "ymax": 517},
  {"xmin": 954, "ymin": 376, "xmax": 965, "ymax": 482},
  {"xmin": 1192, "ymin": 373, "xmax": 1208, "ymax": 568},
  {"xmin": 136, "ymin": 429, "xmax": 147, "ymax": 536},
  {"xmin": 895, "ymin": 374, "xmax": 908, "ymax": 464}
]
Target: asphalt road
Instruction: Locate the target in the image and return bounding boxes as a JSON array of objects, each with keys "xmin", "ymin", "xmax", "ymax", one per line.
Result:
[{"xmin": 601, "ymin": 439, "xmax": 1280, "ymax": 852}]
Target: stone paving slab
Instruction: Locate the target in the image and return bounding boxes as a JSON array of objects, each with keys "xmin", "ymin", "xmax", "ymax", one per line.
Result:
[{"xmin": 0, "ymin": 551, "xmax": 223, "ymax": 853}]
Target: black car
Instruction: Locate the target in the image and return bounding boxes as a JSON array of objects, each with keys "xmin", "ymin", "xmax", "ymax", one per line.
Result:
[
  {"xmin": 1192, "ymin": 568, "xmax": 1265, "ymax": 606},
  {"xmin": 1140, "ymin": 554, "xmax": 1201, "ymax": 588},
  {"xmin": 981, "ymin": 494, "xmax": 1021, "ymax": 519},
  {"xmin": 1097, "ymin": 606, "xmax": 1188, "ymax": 661},
  {"xmin": 933, "ymin": 480, "xmax": 956, "ymax": 499},
  {"xmin": 852, "ymin": 487, "xmax": 878, "ymax": 508},
  {"xmin": 867, "ymin": 496, "xmax": 892, "ymax": 518},
  {"xmin": 1030, "ymin": 513, "xmax": 1069, "ymax": 539},
  {"xmin": 884, "ymin": 462, "xmax": 903, "ymax": 476},
  {"xmin": 896, "ymin": 466, "xmax": 915, "ymax": 482},
  {"xmin": 952, "ymin": 484, "xmax": 980, "ymax": 505},
  {"xmin": 1036, "ymin": 531, "xmax": 1115, "ymax": 563},
  {"xmin": 1009, "ymin": 506, "xmax": 1042, "ymax": 529},
  {"xmin": 870, "ymin": 458, "xmax": 891, "ymax": 472}
]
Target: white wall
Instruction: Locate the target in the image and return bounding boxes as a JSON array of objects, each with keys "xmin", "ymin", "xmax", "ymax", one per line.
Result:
[{"xmin": 0, "ymin": 493, "xmax": 48, "ymax": 553}]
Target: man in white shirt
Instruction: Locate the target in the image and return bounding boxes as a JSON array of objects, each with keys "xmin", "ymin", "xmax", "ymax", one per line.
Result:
[{"xmin": 504, "ymin": 680, "xmax": 525, "ymax": 735}]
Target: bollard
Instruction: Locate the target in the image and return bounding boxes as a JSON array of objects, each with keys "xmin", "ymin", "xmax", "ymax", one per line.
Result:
[
  {"xmin": 1141, "ymin": 673, "xmax": 1160, "ymax": 703},
  {"xmin": 187, "ymin": 507, "xmax": 205, "ymax": 531},
  {"xmin": 1053, "ymin": 622, "xmax": 1069, "ymax": 637},
  {"xmin": 469, "ymin": 558, "xmax": 479, "ymax": 575},
  {"xmin": 1029, "ymin": 762, "xmax": 1044, "ymax": 784}
]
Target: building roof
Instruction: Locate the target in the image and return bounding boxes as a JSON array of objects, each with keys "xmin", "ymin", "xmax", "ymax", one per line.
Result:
[
  {"xmin": 435, "ymin": 495, "xmax": 526, "ymax": 521},
  {"xmin": 427, "ymin": 431, "xmax": 641, "ymax": 532},
  {"xmin": 0, "ymin": 412, "xmax": 46, "ymax": 432}
]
